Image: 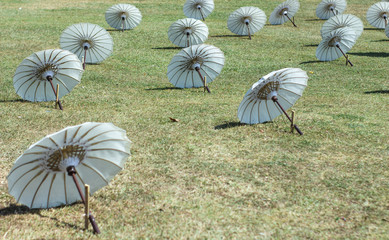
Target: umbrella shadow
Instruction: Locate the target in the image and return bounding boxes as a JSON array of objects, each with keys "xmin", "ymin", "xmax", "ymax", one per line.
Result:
[
  {"xmin": 363, "ymin": 28, "xmax": 384, "ymax": 31},
  {"xmin": 214, "ymin": 121, "xmax": 245, "ymax": 130},
  {"xmin": 299, "ymin": 60, "xmax": 323, "ymax": 64},
  {"xmin": 0, "ymin": 99, "xmax": 27, "ymax": 103},
  {"xmin": 210, "ymin": 35, "xmax": 245, "ymax": 38},
  {"xmin": 364, "ymin": 90, "xmax": 389, "ymax": 94},
  {"xmin": 152, "ymin": 47, "xmax": 183, "ymax": 50},
  {"xmin": 305, "ymin": 18, "xmax": 324, "ymax": 22},
  {"xmin": 348, "ymin": 52, "xmax": 389, "ymax": 58},
  {"xmin": 106, "ymin": 29, "xmax": 133, "ymax": 32},
  {"xmin": 145, "ymin": 87, "xmax": 182, "ymax": 91},
  {"xmin": 0, "ymin": 204, "xmax": 83, "ymax": 230},
  {"xmin": 303, "ymin": 44, "xmax": 319, "ymax": 47},
  {"xmin": 371, "ymin": 39, "xmax": 389, "ymax": 42}
]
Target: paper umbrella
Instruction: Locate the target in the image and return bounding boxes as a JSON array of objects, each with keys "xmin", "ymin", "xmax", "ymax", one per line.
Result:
[
  {"xmin": 366, "ymin": 2, "xmax": 389, "ymax": 29},
  {"xmin": 167, "ymin": 44, "xmax": 224, "ymax": 92},
  {"xmin": 7, "ymin": 122, "xmax": 131, "ymax": 234},
  {"xmin": 269, "ymin": 0, "xmax": 300, "ymax": 27},
  {"xmin": 316, "ymin": 27, "xmax": 357, "ymax": 66},
  {"xmin": 316, "ymin": 0, "xmax": 347, "ymax": 20},
  {"xmin": 60, "ymin": 23, "xmax": 113, "ymax": 69},
  {"xmin": 105, "ymin": 4, "xmax": 142, "ymax": 31},
  {"xmin": 237, "ymin": 68, "xmax": 308, "ymax": 135},
  {"xmin": 227, "ymin": 6, "xmax": 267, "ymax": 39},
  {"xmin": 183, "ymin": 0, "xmax": 214, "ymax": 21},
  {"xmin": 168, "ymin": 18, "xmax": 208, "ymax": 47},
  {"xmin": 13, "ymin": 49, "xmax": 83, "ymax": 110},
  {"xmin": 320, "ymin": 14, "xmax": 363, "ymax": 39}
]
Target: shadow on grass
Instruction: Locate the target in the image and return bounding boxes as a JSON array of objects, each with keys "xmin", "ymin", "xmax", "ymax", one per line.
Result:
[
  {"xmin": 371, "ymin": 39, "xmax": 389, "ymax": 42},
  {"xmin": 299, "ymin": 60, "xmax": 323, "ymax": 64},
  {"xmin": 0, "ymin": 204, "xmax": 83, "ymax": 230},
  {"xmin": 303, "ymin": 44, "xmax": 318, "ymax": 47},
  {"xmin": 215, "ymin": 121, "xmax": 245, "ymax": 130},
  {"xmin": 364, "ymin": 90, "xmax": 389, "ymax": 94},
  {"xmin": 348, "ymin": 52, "xmax": 389, "ymax": 57},
  {"xmin": 145, "ymin": 87, "xmax": 182, "ymax": 91},
  {"xmin": 210, "ymin": 35, "xmax": 244, "ymax": 38},
  {"xmin": 0, "ymin": 99, "xmax": 27, "ymax": 103},
  {"xmin": 152, "ymin": 47, "xmax": 182, "ymax": 50},
  {"xmin": 305, "ymin": 18, "xmax": 324, "ymax": 22},
  {"xmin": 106, "ymin": 29, "xmax": 132, "ymax": 32},
  {"xmin": 364, "ymin": 28, "xmax": 384, "ymax": 31}
]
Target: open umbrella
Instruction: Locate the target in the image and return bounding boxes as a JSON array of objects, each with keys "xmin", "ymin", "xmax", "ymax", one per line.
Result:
[
  {"xmin": 60, "ymin": 23, "xmax": 113, "ymax": 69},
  {"xmin": 7, "ymin": 122, "xmax": 131, "ymax": 234},
  {"xmin": 316, "ymin": 27, "xmax": 356, "ymax": 66},
  {"xmin": 13, "ymin": 49, "xmax": 83, "ymax": 110},
  {"xmin": 227, "ymin": 6, "xmax": 267, "ymax": 40},
  {"xmin": 321, "ymin": 14, "xmax": 363, "ymax": 39},
  {"xmin": 269, "ymin": 0, "xmax": 300, "ymax": 27},
  {"xmin": 237, "ymin": 68, "xmax": 308, "ymax": 135},
  {"xmin": 105, "ymin": 4, "xmax": 142, "ymax": 31},
  {"xmin": 167, "ymin": 44, "xmax": 224, "ymax": 92},
  {"xmin": 316, "ymin": 0, "xmax": 347, "ymax": 20},
  {"xmin": 168, "ymin": 18, "xmax": 208, "ymax": 47},
  {"xmin": 367, "ymin": 2, "xmax": 389, "ymax": 29},
  {"xmin": 183, "ymin": 0, "xmax": 214, "ymax": 21},
  {"xmin": 385, "ymin": 23, "xmax": 389, "ymax": 38}
]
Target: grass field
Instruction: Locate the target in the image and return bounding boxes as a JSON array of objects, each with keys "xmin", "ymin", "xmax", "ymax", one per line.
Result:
[{"xmin": 0, "ymin": 0, "xmax": 388, "ymax": 239}]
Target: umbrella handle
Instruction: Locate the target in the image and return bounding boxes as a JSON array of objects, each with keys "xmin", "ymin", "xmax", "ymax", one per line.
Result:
[
  {"xmin": 67, "ymin": 166, "xmax": 101, "ymax": 234},
  {"xmin": 272, "ymin": 96, "xmax": 303, "ymax": 136},
  {"xmin": 46, "ymin": 76, "xmax": 63, "ymax": 110},
  {"xmin": 195, "ymin": 67, "xmax": 211, "ymax": 93},
  {"xmin": 245, "ymin": 23, "xmax": 251, "ymax": 40},
  {"xmin": 285, "ymin": 14, "xmax": 297, "ymax": 27},
  {"xmin": 293, "ymin": 124, "xmax": 303, "ymax": 135}
]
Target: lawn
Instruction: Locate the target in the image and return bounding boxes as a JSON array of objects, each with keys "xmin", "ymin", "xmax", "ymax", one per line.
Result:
[{"xmin": 0, "ymin": 0, "xmax": 388, "ymax": 239}]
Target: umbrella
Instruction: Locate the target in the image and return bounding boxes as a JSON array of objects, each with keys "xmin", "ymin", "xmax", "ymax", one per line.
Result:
[
  {"xmin": 385, "ymin": 24, "xmax": 389, "ymax": 38},
  {"xmin": 167, "ymin": 44, "xmax": 224, "ymax": 93},
  {"xmin": 316, "ymin": 0, "xmax": 347, "ymax": 20},
  {"xmin": 321, "ymin": 14, "xmax": 363, "ymax": 39},
  {"xmin": 105, "ymin": 4, "xmax": 142, "ymax": 31},
  {"xmin": 227, "ymin": 6, "xmax": 267, "ymax": 40},
  {"xmin": 183, "ymin": 0, "xmax": 214, "ymax": 21},
  {"xmin": 269, "ymin": 0, "xmax": 300, "ymax": 27},
  {"xmin": 237, "ymin": 68, "xmax": 308, "ymax": 135},
  {"xmin": 316, "ymin": 27, "xmax": 356, "ymax": 66},
  {"xmin": 60, "ymin": 23, "xmax": 113, "ymax": 69},
  {"xmin": 13, "ymin": 49, "xmax": 83, "ymax": 110},
  {"xmin": 366, "ymin": 2, "xmax": 389, "ymax": 29},
  {"xmin": 168, "ymin": 18, "xmax": 209, "ymax": 47},
  {"xmin": 7, "ymin": 122, "xmax": 131, "ymax": 234}
]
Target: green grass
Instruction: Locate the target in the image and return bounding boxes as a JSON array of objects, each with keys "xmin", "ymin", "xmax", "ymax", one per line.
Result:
[{"xmin": 1, "ymin": 0, "xmax": 389, "ymax": 239}]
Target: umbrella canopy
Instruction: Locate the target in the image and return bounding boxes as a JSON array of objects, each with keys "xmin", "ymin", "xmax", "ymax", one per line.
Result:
[
  {"xmin": 105, "ymin": 4, "xmax": 142, "ymax": 31},
  {"xmin": 183, "ymin": 0, "xmax": 214, "ymax": 21},
  {"xmin": 366, "ymin": 2, "xmax": 389, "ymax": 29},
  {"xmin": 7, "ymin": 122, "xmax": 131, "ymax": 209},
  {"xmin": 13, "ymin": 49, "xmax": 83, "ymax": 104},
  {"xmin": 385, "ymin": 24, "xmax": 389, "ymax": 38},
  {"xmin": 316, "ymin": 27, "xmax": 356, "ymax": 65},
  {"xmin": 316, "ymin": 0, "xmax": 347, "ymax": 20},
  {"xmin": 269, "ymin": 0, "xmax": 300, "ymax": 27},
  {"xmin": 168, "ymin": 18, "xmax": 209, "ymax": 47},
  {"xmin": 167, "ymin": 44, "xmax": 224, "ymax": 91},
  {"xmin": 227, "ymin": 6, "xmax": 267, "ymax": 39},
  {"xmin": 60, "ymin": 23, "xmax": 113, "ymax": 67},
  {"xmin": 321, "ymin": 14, "xmax": 363, "ymax": 39},
  {"xmin": 237, "ymin": 68, "xmax": 308, "ymax": 134}
]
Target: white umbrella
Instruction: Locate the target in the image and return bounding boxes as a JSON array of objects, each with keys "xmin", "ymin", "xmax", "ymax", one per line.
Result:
[
  {"xmin": 227, "ymin": 6, "xmax": 267, "ymax": 40},
  {"xmin": 13, "ymin": 49, "xmax": 83, "ymax": 110},
  {"xmin": 168, "ymin": 18, "xmax": 208, "ymax": 47},
  {"xmin": 316, "ymin": 0, "xmax": 347, "ymax": 20},
  {"xmin": 321, "ymin": 14, "xmax": 363, "ymax": 39},
  {"xmin": 385, "ymin": 23, "xmax": 389, "ymax": 38},
  {"xmin": 316, "ymin": 27, "xmax": 356, "ymax": 66},
  {"xmin": 366, "ymin": 2, "xmax": 389, "ymax": 29},
  {"xmin": 7, "ymin": 122, "xmax": 131, "ymax": 233},
  {"xmin": 105, "ymin": 4, "xmax": 142, "ymax": 31},
  {"xmin": 183, "ymin": 0, "xmax": 214, "ymax": 21},
  {"xmin": 237, "ymin": 68, "xmax": 308, "ymax": 135},
  {"xmin": 60, "ymin": 23, "xmax": 113, "ymax": 69},
  {"xmin": 167, "ymin": 44, "xmax": 224, "ymax": 92},
  {"xmin": 269, "ymin": 0, "xmax": 300, "ymax": 27}
]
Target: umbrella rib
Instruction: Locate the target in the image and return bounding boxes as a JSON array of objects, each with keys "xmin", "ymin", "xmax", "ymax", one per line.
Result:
[
  {"xmin": 87, "ymin": 156, "xmax": 123, "ymax": 169},
  {"xmin": 30, "ymin": 172, "xmax": 50, "ymax": 208},
  {"xmin": 89, "ymin": 138, "xmax": 130, "ymax": 146},
  {"xmin": 64, "ymin": 173, "xmax": 68, "ymax": 205},
  {"xmin": 81, "ymin": 162, "xmax": 109, "ymax": 184},
  {"xmin": 77, "ymin": 123, "xmax": 102, "ymax": 142},
  {"xmin": 47, "ymin": 174, "xmax": 56, "ymax": 208},
  {"xmin": 70, "ymin": 125, "xmax": 83, "ymax": 143},
  {"xmin": 8, "ymin": 159, "xmax": 42, "ymax": 176},
  {"xmin": 33, "ymin": 80, "xmax": 41, "ymax": 102},
  {"xmin": 86, "ymin": 129, "xmax": 123, "ymax": 142},
  {"xmin": 16, "ymin": 169, "xmax": 44, "ymax": 203},
  {"xmin": 88, "ymin": 148, "xmax": 130, "ymax": 154}
]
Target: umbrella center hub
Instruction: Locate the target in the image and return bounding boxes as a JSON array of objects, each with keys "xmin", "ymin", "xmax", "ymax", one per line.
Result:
[
  {"xmin": 184, "ymin": 27, "xmax": 192, "ymax": 35},
  {"xmin": 35, "ymin": 64, "xmax": 58, "ymax": 81},
  {"xmin": 256, "ymin": 80, "xmax": 280, "ymax": 100},
  {"xmin": 196, "ymin": 4, "xmax": 202, "ymax": 10},
  {"xmin": 328, "ymin": 36, "xmax": 341, "ymax": 47},
  {"xmin": 279, "ymin": 8, "xmax": 289, "ymax": 16},
  {"xmin": 190, "ymin": 57, "xmax": 204, "ymax": 70},
  {"xmin": 381, "ymin": 12, "xmax": 388, "ymax": 19},
  {"xmin": 120, "ymin": 12, "xmax": 128, "ymax": 20},
  {"xmin": 81, "ymin": 39, "xmax": 93, "ymax": 50},
  {"xmin": 43, "ymin": 145, "xmax": 86, "ymax": 172},
  {"xmin": 328, "ymin": 4, "xmax": 335, "ymax": 11},
  {"xmin": 243, "ymin": 17, "xmax": 252, "ymax": 25}
]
